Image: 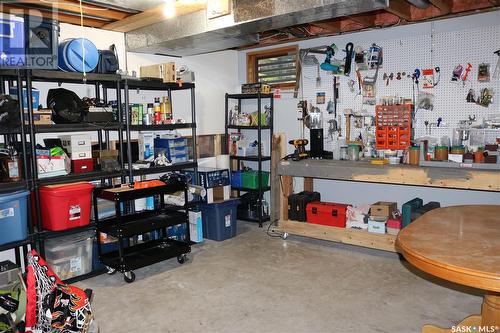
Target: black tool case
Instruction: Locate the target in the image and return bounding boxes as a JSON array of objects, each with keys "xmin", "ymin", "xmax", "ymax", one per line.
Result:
[{"xmin": 288, "ymin": 191, "xmax": 321, "ymax": 222}]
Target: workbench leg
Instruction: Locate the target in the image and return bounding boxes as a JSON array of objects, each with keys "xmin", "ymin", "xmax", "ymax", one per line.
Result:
[
  {"xmin": 280, "ymin": 175, "xmax": 293, "ymax": 223},
  {"xmin": 304, "ymin": 177, "xmax": 314, "ymax": 192}
]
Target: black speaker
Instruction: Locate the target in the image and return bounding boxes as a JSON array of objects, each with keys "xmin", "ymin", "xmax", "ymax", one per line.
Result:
[
  {"xmin": 24, "ymin": 15, "xmax": 59, "ymax": 69},
  {"xmin": 309, "ymin": 128, "xmax": 324, "ymax": 159}
]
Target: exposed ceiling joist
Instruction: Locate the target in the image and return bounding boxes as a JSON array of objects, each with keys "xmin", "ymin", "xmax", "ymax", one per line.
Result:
[
  {"xmin": 385, "ymin": 0, "xmax": 413, "ymax": 21},
  {"xmin": 428, "ymin": 0, "xmax": 453, "ymax": 14},
  {"xmin": 0, "ymin": 3, "xmax": 109, "ymax": 27},
  {"xmin": 310, "ymin": 20, "xmax": 342, "ymax": 34},
  {"xmin": 347, "ymin": 13, "xmax": 376, "ymax": 27},
  {"xmin": 102, "ymin": 1, "xmax": 206, "ymax": 32},
  {"xmin": 13, "ymin": 0, "xmax": 132, "ymax": 20}
]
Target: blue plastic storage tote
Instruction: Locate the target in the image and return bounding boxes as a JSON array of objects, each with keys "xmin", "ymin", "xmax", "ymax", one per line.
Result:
[
  {"xmin": 0, "ymin": 190, "xmax": 29, "ymax": 245},
  {"xmin": 231, "ymin": 171, "xmax": 243, "ymax": 188},
  {"xmin": 199, "ymin": 199, "xmax": 239, "ymax": 241},
  {"xmin": 58, "ymin": 38, "xmax": 99, "ymax": 72}
]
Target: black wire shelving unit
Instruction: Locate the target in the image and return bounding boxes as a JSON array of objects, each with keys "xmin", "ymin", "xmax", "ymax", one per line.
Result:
[{"xmin": 224, "ymin": 92, "xmax": 274, "ymax": 227}]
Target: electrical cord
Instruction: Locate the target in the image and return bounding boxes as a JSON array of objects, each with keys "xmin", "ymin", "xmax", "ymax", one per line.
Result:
[{"xmin": 266, "ymin": 175, "xmax": 288, "ymax": 239}]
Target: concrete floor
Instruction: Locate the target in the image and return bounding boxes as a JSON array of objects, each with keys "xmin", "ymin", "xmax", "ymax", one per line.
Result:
[{"xmin": 78, "ymin": 222, "xmax": 482, "ymax": 333}]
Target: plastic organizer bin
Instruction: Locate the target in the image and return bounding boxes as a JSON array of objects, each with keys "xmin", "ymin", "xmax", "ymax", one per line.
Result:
[
  {"xmin": 168, "ymin": 146, "xmax": 187, "ymax": 158},
  {"xmin": 45, "ymin": 231, "xmax": 93, "ymax": 280},
  {"xmin": 375, "ymin": 105, "xmax": 412, "ymax": 150},
  {"xmin": 199, "ymin": 199, "xmax": 239, "ymax": 241},
  {"xmin": 0, "ymin": 191, "xmax": 29, "ymax": 246},
  {"xmin": 231, "ymin": 171, "xmax": 243, "ymax": 188},
  {"xmin": 171, "ymin": 154, "xmax": 188, "ymax": 164},
  {"xmin": 242, "ymin": 171, "xmax": 270, "ymax": 189},
  {"xmin": 39, "ymin": 182, "xmax": 94, "ymax": 231}
]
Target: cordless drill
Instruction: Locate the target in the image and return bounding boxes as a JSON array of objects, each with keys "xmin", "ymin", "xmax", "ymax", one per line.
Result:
[{"xmin": 286, "ymin": 139, "xmax": 309, "ymax": 161}]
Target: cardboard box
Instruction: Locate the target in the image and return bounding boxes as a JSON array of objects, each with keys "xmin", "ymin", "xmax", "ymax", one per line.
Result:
[
  {"xmin": 140, "ymin": 62, "xmax": 176, "ymax": 83},
  {"xmin": 370, "ymin": 201, "xmax": 397, "ymax": 218},
  {"xmin": 24, "ymin": 112, "xmax": 52, "ymax": 125},
  {"xmin": 37, "ymin": 155, "xmax": 71, "ymax": 177},
  {"xmin": 205, "ymin": 185, "xmax": 231, "ymax": 204}
]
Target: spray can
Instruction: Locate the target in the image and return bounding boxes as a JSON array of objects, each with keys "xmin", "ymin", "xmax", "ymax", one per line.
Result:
[
  {"xmin": 138, "ymin": 104, "xmax": 144, "ymax": 125},
  {"xmin": 144, "ymin": 103, "xmax": 153, "ymax": 125},
  {"xmin": 154, "ymin": 97, "xmax": 161, "ymax": 124}
]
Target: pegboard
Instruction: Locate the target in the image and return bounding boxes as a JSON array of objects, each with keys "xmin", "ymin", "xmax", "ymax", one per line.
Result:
[{"xmin": 300, "ymin": 24, "xmax": 500, "ymax": 148}]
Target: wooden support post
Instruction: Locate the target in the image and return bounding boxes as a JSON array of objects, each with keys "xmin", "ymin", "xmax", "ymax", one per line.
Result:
[
  {"xmin": 271, "ymin": 133, "xmax": 286, "ymax": 224},
  {"xmin": 304, "ymin": 177, "xmax": 314, "ymax": 192},
  {"xmin": 385, "ymin": 0, "xmax": 413, "ymax": 21},
  {"xmin": 280, "ymin": 175, "xmax": 293, "ymax": 223}
]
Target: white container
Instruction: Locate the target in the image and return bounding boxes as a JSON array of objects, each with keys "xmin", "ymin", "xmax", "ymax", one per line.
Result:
[
  {"xmin": 189, "ymin": 211, "xmax": 203, "ymax": 243},
  {"xmin": 368, "ymin": 219, "xmax": 386, "ymax": 234},
  {"xmin": 60, "ymin": 134, "xmax": 92, "ymax": 153},
  {"xmin": 138, "ymin": 132, "xmax": 155, "ymax": 160},
  {"xmin": 70, "ymin": 150, "xmax": 93, "ymax": 160},
  {"xmin": 44, "ymin": 231, "xmax": 93, "ymax": 280}
]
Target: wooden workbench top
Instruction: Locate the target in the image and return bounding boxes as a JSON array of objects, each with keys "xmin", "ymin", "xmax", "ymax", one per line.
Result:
[{"xmin": 277, "ymin": 159, "xmax": 500, "ymax": 192}]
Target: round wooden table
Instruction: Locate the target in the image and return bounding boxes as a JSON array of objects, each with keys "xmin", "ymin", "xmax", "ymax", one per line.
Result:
[{"xmin": 397, "ymin": 205, "xmax": 500, "ymax": 333}]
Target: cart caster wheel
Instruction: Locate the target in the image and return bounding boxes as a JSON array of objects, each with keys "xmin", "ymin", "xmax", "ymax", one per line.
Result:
[
  {"xmin": 123, "ymin": 271, "xmax": 135, "ymax": 283},
  {"xmin": 282, "ymin": 232, "xmax": 289, "ymax": 240},
  {"xmin": 106, "ymin": 266, "xmax": 117, "ymax": 275},
  {"xmin": 177, "ymin": 254, "xmax": 188, "ymax": 264}
]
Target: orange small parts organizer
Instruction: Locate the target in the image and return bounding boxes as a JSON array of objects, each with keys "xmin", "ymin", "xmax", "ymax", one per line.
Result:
[{"xmin": 375, "ymin": 104, "xmax": 413, "ymax": 150}]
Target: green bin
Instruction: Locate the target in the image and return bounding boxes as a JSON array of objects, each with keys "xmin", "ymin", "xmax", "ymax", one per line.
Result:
[{"xmin": 241, "ymin": 171, "xmax": 270, "ymax": 189}]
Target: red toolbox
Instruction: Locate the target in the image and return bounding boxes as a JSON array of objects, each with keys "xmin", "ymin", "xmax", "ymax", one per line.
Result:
[
  {"xmin": 39, "ymin": 182, "xmax": 94, "ymax": 231},
  {"xmin": 306, "ymin": 202, "xmax": 350, "ymax": 228},
  {"xmin": 71, "ymin": 158, "xmax": 94, "ymax": 173}
]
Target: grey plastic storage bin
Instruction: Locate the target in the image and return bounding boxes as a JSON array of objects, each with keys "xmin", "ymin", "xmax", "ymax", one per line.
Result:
[
  {"xmin": 200, "ymin": 199, "xmax": 239, "ymax": 241},
  {"xmin": 0, "ymin": 190, "xmax": 29, "ymax": 246},
  {"xmin": 44, "ymin": 231, "xmax": 93, "ymax": 280}
]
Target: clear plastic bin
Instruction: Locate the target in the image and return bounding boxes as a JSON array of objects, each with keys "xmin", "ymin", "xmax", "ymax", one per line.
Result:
[{"xmin": 44, "ymin": 231, "xmax": 94, "ymax": 280}]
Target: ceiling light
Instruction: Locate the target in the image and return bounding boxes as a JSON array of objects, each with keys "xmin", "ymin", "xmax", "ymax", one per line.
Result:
[{"xmin": 163, "ymin": 0, "xmax": 177, "ymax": 18}]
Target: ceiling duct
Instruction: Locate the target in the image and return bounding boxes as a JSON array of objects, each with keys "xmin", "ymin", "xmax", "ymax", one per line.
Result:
[{"xmin": 125, "ymin": 0, "xmax": 389, "ymax": 56}]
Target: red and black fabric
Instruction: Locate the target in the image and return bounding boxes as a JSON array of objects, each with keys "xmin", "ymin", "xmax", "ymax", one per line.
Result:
[{"xmin": 26, "ymin": 250, "xmax": 93, "ymax": 333}]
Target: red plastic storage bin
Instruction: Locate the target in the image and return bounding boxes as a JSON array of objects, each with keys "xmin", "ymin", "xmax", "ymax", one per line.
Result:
[
  {"xmin": 306, "ymin": 202, "xmax": 350, "ymax": 228},
  {"xmin": 39, "ymin": 182, "xmax": 94, "ymax": 231}
]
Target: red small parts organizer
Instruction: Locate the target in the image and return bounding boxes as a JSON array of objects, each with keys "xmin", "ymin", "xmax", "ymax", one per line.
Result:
[{"xmin": 375, "ymin": 105, "xmax": 412, "ymax": 150}]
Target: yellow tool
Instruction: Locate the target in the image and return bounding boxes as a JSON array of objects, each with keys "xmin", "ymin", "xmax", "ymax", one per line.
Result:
[{"xmin": 286, "ymin": 139, "xmax": 309, "ymax": 161}]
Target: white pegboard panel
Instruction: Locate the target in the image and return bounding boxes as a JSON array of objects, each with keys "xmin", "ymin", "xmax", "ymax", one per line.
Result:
[{"xmin": 300, "ymin": 24, "xmax": 500, "ymax": 147}]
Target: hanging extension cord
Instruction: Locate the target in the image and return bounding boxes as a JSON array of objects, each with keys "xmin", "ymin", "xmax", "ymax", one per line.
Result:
[{"xmin": 79, "ymin": 0, "xmax": 87, "ymax": 83}]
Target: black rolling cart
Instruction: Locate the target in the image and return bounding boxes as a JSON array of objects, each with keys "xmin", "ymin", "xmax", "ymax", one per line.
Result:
[
  {"xmin": 93, "ymin": 182, "xmax": 191, "ymax": 283},
  {"xmin": 224, "ymin": 92, "xmax": 274, "ymax": 227}
]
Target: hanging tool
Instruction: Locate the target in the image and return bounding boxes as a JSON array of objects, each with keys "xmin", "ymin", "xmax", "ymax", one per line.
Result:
[
  {"xmin": 356, "ymin": 69, "xmax": 362, "ymax": 94},
  {"xmin": 462, "ymin": 63, "xmax": 472, "ymax": 85},
  {"xmin": 285, "ymin": 139, "xmax": 309, "ymax": 161},
  {"xmin": 433, "ymin": 67, "xmax": 441, "ymax": 86},
  {"xmin": 363, "ymin": 45, "xmax": 382, "ymax": 85},
  {"xmin": 344, "ymin": 42, "xmax": 354, "ymax": 76},
  {"xmin": 367, "ymin": 43, "xmax": 382, "ymax": 69},
  {"xmin": 320, "ymin": 43, "xmax": 340, "ymax": 73},
  {"xmin": 493, "ymin": 49, "xmax": 500, "ymax": 79},
  {"xmin": 327, "ymin": 119, "xmax": 338, "ymax": 140},
  {"xmin": 451, "ymin": 64, "xmax": 463, "ymax": 81},
  {"xmin": 333, "ymin": 76, "xmax": 338, "ymax": 117}
]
